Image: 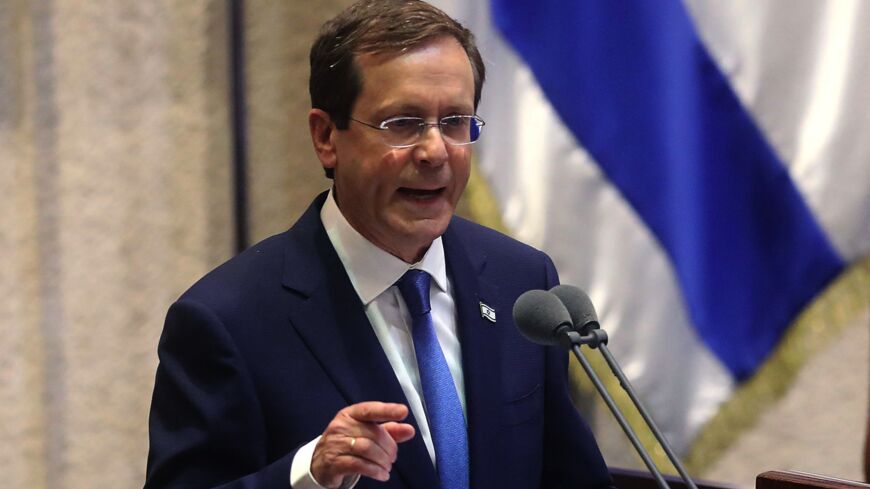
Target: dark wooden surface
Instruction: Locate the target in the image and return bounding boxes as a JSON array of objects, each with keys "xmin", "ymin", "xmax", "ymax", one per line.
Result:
[
  {"xmin": 757, "ymin": 471, "xmax": 870, "ymax": 489},
  {"xmin": 609, "ymin": 466, "xmax": 736, "ymax": 489},
  {"xmin": 609, "ymin": 467, "xmax": 870, "ymax": 489}
]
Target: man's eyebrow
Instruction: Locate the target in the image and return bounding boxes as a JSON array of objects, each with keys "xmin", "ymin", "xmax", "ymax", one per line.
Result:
[
  {"xmin": 442, "ymin": 104, "xmax": 475, "ymax": 115},
  {"xmin": 374, "ymin": 103, "xmax": 425, "ymax": 117},
  {"xmin": 374, "ymin": 102, "xmax": 475, "ymax": 118}
]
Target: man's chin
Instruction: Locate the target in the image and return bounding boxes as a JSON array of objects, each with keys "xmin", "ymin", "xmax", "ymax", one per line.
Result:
[
  {"xmin": 411, "ymin": 213, "xmax": 452, "ymax": 237},
  {"xmin": 386, "ymin": 216, "xmax": 452, "ymax": 261}
]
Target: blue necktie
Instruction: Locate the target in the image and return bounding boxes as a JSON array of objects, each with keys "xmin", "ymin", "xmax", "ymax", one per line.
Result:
[{"xmin": 397, "ymin": 269, "xmax": 469, "ymax": 489}]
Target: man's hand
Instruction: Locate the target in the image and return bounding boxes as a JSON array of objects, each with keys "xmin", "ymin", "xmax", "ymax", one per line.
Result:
[{"xmin": 311, "ymin": 402, "xmax": 416, "ymax": 488}]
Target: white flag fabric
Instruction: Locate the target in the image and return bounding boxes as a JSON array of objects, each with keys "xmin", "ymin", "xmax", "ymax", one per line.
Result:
[{"xmin": 434, "ymin": 0, "xmax": 870, "ymax": 453}]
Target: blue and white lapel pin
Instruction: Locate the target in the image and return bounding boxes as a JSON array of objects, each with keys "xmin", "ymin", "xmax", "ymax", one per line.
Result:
[{"xmin": 479, "ymin": 302, "xmax": 496, "ymax": 323}]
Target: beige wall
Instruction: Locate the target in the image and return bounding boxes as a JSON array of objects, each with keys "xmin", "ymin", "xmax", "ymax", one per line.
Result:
[
  {"xmin": 1, "ymin": 1, "xmax": 866, "ymax": 488},
  {"xmin": 244, "ymin": 0, "xmax": 355, "ymax": 242},
  {"xmin": 1, "ymin": 1, "xmax": 234, "ymax": 486}
]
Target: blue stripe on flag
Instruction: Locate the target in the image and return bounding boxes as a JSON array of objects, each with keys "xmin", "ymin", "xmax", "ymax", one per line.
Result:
[{"xmin": 491, "ymin": 0, "xmax": 844, "ymax": 380}]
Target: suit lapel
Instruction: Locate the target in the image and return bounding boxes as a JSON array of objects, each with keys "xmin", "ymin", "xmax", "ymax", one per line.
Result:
[
  {"xmin": 281, "ymin": 194, "xmax": 437, "ymax": 489},
  {"xmin": 442, "ymin": 224, "xmax": 503, "ymax": 489}
]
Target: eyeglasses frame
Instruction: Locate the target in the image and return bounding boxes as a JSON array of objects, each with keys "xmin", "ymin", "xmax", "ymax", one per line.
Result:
[{"xmin": 348, "ymin": 114, "xmax": 486, "ymax": 148}]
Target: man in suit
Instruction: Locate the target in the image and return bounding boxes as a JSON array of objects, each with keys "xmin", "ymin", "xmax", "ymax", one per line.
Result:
[{"xmin": 145, "ymin": 1, "xmax": 613, "ymax": 488}]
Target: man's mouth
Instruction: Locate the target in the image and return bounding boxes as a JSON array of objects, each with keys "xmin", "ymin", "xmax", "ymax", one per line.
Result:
[{"xmin": 398, "ymin": 187, "xmax": 446, "ymax": 199}]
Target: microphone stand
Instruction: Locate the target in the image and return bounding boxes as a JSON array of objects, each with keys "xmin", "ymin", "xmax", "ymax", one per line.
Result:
[
  {"xmin": 562, "ymin": 329, "xmax": 699, "ymax": 489},
  {"xmin": 561, "ymin": 331, "xmax": 671, "ymax": 489}
]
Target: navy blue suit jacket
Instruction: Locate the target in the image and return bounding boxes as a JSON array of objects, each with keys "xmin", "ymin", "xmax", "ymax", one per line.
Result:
[{"xmin": 146, "ymin": 192, "xmax": 613, "ymax": 488}]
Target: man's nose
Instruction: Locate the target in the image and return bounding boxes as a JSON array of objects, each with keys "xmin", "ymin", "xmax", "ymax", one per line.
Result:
[{"xmin": 414, "ymin": 124, "xmax": 449, "ymax": 165}]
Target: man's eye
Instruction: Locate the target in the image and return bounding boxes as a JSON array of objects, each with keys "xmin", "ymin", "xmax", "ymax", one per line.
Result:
[
  {"xmin": 441, "ymin": 116, "xmax": 468, "ymax": 128},
  {"xmin": 384, "ymin": 118, "xmax": 421, "ymax": 129}
]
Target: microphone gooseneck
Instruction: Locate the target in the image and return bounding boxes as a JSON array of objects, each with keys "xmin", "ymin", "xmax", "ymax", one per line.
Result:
[{"xmin": 540, "ymin": 285, "xmax": 700, "ymax": 489}]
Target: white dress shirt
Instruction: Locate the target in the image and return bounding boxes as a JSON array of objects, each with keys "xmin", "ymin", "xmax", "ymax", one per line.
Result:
[{"xmin": 290, "ymin": 189, "xmax": 466, "ymax": 488}]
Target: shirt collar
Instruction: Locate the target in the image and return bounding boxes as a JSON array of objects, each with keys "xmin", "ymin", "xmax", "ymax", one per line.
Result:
[{"xmin": 320, "ymin": 188, "xmax": 448, "ymax": 305}]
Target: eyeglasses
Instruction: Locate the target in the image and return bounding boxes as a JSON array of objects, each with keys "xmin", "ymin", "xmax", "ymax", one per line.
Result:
[{"xmin": 349, "ymin": 115, "xmax": 486, "ymax": 148}]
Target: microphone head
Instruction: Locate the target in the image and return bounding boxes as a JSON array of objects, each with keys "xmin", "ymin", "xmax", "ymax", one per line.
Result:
[
  {"xmin": 512, "ymin": 289, "xmax": 573, "ymax": 346},
  {"xmin": 549, "ymin": 284, "xmax": 600, "ymax": 334}
]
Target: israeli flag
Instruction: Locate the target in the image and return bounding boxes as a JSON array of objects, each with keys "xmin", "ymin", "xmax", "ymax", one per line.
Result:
[{"xmin": 435, "ymin": 0, "xmax": 870, "ymax": 454}]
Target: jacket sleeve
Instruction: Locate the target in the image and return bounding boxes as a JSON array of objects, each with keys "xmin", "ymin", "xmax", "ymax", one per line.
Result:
[{"xmin": 145, "ymin": 299, "xmax": 297, "ymax": 489}]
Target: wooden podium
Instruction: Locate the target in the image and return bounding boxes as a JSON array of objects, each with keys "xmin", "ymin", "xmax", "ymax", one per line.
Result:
[
  {"xmin": 608, "ymin": 467, "xmax": 869, "ymax": 489},
  {"xmin": 756, "ymin": 471, "xmax": 870, "ymax": 489}
]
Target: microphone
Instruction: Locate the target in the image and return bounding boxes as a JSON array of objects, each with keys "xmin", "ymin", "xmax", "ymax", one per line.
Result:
[
  {"xmin": 512, "ymin": 289, "xmax": 574, "ymax": 347},
  {"xmin": 549, "ymin": 284, "xmax": 599, "ymax": 334},
  {"xmin": 512, "ymin": 288, "xmax": 670, "ymax": 488},
  {"xmin": 546, "ymin": 285, "xmax": 699, "ymax": 489}
]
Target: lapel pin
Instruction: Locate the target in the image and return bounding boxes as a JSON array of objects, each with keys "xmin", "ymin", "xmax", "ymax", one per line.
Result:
[{"xmin": 479, "ymin": 302, "xmax": 497, "ymax": 323}]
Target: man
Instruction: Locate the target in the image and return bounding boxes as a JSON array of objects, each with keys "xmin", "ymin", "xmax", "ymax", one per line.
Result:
[{"xmin": 145, "ymin": 1, "xmax": 613, "ymax": 488}]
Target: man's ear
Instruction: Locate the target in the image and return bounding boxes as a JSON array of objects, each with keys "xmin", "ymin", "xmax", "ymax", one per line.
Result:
[{"xmin": 309, "ymin": 109, "xmax": 337, "ymax": 172}]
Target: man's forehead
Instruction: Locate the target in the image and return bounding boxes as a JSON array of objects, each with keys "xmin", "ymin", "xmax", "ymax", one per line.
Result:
[
  {"xmin": 354, "ymin": 35, "xmax": 466, "ymax": 67},
  {"xmin": 355, "ymin": 37, "xmax": 472, "ymax": 84},
  {"xmin": 354, "ymin": 44, "xmax": 475, "ymax": 113}
]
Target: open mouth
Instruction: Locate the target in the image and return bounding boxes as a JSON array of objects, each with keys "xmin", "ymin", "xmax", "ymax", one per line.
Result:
[{"xmin": 398, "ymin": 187, "xmax": 445, "ymax": 199}]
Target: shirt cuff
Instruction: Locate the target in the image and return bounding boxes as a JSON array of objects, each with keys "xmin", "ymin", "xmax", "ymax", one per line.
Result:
[{"xmin": 289, "ymin": 436, "xmax": 361, "ymax": 489}]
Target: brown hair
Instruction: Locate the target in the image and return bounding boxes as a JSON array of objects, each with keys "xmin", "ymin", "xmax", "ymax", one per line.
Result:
[{"xmin": 310, "ymin": 0, "xmax": 485, "ymax": 177}]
